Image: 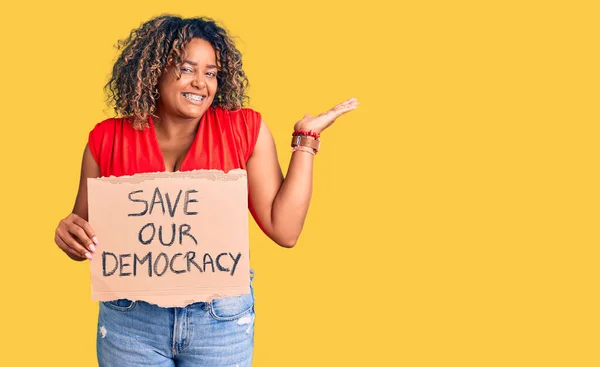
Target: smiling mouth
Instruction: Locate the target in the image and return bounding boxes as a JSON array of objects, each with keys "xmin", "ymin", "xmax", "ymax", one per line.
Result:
[{"xmin": 182, "ymin": 93, "xmax": 206, "ymax": 102}]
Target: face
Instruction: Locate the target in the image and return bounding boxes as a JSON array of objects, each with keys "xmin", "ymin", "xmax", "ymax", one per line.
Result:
[{"xmin": 156, "ymin": 38, "xmax": 218, "ymax": 120}]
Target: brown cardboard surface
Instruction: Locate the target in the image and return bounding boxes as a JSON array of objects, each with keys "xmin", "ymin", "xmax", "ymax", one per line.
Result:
[{"xmin": 87, "ymin": 169, "xmax": 250, "ymax": 307}]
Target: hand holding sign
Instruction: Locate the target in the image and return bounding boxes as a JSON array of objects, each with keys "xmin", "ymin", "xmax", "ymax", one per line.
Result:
[{"xmin": 54, "ymin": 213, "xmax": 98, "ymax": 261}]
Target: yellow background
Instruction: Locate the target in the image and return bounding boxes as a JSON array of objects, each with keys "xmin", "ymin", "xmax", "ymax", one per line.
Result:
[{"xmin": 0, "ymin": 0, "xmax": 598, "ymax": 366}]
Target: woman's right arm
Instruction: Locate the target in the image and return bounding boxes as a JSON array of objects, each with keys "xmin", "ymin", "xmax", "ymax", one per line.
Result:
[{"xmin": 54, "ymin": 144, "xmax": 101, "ymax": 261}]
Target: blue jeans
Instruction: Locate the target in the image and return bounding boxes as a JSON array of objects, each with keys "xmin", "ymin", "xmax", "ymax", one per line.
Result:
[{"xmin": 97, "ymin": 272, "xmax": 256, "ymax": 367}]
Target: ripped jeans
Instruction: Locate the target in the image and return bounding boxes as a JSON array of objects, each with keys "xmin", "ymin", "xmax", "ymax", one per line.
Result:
[{"xmin": 96, "ymin": 271, "xmax": 256, "ymax": 367}]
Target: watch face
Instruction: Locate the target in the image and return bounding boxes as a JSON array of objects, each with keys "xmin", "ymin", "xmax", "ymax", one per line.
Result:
[{"xmin": 291, "ymin": 135, "xmax": 319, "ymax": 151}]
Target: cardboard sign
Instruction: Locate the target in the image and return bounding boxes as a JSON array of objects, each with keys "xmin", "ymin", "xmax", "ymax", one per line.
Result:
[{"xmin": 87, "ymin": 169, "xmax": 250, "ymax": 307}]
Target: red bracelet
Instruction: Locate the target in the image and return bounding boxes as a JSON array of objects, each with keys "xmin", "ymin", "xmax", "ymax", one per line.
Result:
[{"xmin": 292, "ymin": 129, "xmax": 320, "ymax": 140}]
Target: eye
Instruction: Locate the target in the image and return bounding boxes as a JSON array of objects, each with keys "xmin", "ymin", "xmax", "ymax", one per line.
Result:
[
  {"xmin": 206, "ymin": 71, "xmax": 217, "ymax": 77},
  {"xmin": 181, "ymin": 67, "xmax": 194, "ymax": 73}
]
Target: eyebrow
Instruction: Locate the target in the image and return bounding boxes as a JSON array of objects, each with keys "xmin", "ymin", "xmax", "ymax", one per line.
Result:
[{"xmin": 183, "ymin": 60, "xmax": 218, "ymax": 69}]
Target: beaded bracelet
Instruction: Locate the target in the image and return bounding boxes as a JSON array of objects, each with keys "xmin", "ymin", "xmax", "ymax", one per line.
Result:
[{"xmin": 292, "ymin": 129, "xmax": 320, "ymax": 140}]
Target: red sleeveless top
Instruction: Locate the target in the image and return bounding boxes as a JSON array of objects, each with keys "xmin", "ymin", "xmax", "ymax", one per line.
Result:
[{"xmin": 88, "ymin": 107, "xmax": 262, "ymax": 177}]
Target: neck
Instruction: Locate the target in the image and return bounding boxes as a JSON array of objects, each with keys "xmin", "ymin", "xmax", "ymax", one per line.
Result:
[{"xmin": 153, "ymin": 110, "xmax": 202, "ymax": 140}]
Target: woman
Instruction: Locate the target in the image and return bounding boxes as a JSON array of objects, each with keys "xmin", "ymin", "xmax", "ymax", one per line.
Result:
[{"xmin": 54, "ymin": 14, "xmax": 358, "ymax": 366}]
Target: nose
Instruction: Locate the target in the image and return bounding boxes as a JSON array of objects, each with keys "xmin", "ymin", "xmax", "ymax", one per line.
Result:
[{"xmin": 191, "ymin": 73, "xmax": 207, "ymax": 90}]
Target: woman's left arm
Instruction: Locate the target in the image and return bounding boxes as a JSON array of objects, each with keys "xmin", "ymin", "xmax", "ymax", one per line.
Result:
[{"xmin": 246, "ymin": 98, "xmax": 358, "ymax": 248}]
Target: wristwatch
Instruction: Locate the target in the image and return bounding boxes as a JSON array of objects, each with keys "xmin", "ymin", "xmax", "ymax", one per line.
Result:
[{"xmin": 291, "ymin": 135, "xmax": 320, "ymax": 152}]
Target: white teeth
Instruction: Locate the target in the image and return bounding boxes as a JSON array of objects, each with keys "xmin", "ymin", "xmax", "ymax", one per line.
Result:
[{"xmin": 183, "ymin": 93, "xmax": 205, "ymax": 102}]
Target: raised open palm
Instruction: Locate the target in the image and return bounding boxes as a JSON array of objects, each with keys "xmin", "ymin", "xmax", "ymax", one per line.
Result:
[{"xmin": 294, "ymin": 97, "xmax": 359, "ymax": 135}]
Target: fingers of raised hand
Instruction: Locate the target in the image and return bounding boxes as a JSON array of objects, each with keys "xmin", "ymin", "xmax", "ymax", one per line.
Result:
[
  {"xmin": 320, "ymin": 98, "xmax": 359, "ymax": 124},
  {"xmin": 331, "ymin": 98, "xmax": 359, "ymax": 114}
]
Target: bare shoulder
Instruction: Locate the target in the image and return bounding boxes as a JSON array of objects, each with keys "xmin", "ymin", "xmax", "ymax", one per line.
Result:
[{"xmin": 248, "ymin": 120, "xmax": 278, "ymax": 159}]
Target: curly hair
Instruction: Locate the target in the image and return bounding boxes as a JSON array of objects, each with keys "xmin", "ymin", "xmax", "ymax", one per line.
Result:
[{"xmin": 104, "ymin": 15, "xmax": 249, "ymax": 129}]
